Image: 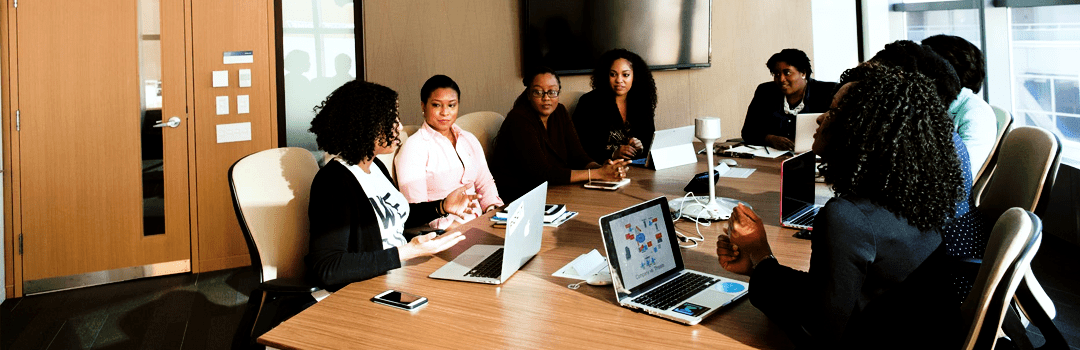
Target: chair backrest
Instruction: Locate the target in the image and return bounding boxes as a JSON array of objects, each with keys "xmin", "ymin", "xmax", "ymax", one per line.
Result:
[
  {"xmin": 402, "ymin": 124, "xmax": 421, "ymax": 136},
  {"xmin": 229, "ymin": 147, "xmax": 319, "ymax": 283},
  {"xmin": 960, "ymin": 208, "xmax": 1043, "ymax": 350},
  {"xmin": 972, "ymin": 106, "xmax": 1015, "ymax": 205},
  {"xmin": 456, "ymin": 111, "xmax": 505, "ymax": 160},
  {"xmin": 373, "ymin": 126, "xmax": 411, "ymax": 184},
  {"xmin": 560, "ymin": 90, "xmax": 586, "ymax": 117},
  {"xmin": 976, "ymin": 126, "xmax": 1061, "ymax": 220}
]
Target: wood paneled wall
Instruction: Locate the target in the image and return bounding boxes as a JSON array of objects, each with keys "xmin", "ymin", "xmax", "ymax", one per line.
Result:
[{"xmin": 363, "ymin": 0, "xmax": 816, "ymax": 140}]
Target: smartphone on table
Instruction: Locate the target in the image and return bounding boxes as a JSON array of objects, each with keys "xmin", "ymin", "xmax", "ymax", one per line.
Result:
[{"xmin": 371, "ymin": 289, "xmax": 428, "ymax": 310}]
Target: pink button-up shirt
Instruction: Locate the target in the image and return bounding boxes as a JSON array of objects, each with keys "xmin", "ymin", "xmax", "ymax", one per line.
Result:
[{"xmin": 395, "ymin": 122, "xmax": 503, "ymax": 229}]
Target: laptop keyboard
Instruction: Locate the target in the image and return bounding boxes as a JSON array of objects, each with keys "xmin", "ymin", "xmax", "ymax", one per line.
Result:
[
  {"xmin": 634, "ymin": 273, "xmax": 719, "ymax": 310},
  {"xmin": 786, "ymin": 206, "xmax": 819, "ymax": 228},
  {"xmin": 465, "ymin": 248, "xmax": 504, "ymax": 279}
]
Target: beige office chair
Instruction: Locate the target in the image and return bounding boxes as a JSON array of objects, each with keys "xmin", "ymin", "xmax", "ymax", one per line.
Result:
[
  {"xmin": 972, "ymin": 106, "xmax": 1015, "ymax": 206},
  {"xmin": 974, "ymin": 125, "xmax": 1064, "ymax": 345},
  {"xmin": 960, "ymin": 208, "xmax": 1043, "ymax": 350},
  {"xmin": 560, "ymin": 90, "xmax": 586, "ymax": 117},
  {"xmin": 229, "ymin": 147, "xmax": 322, "ymax": 345},
  {"xmin": 456, "ymin": 111, "xmax": 505, "ymax": 161},
  {"xmin": 402, "ymin": 124, "xmax": 421, "ymax": 136},
  {"xmin": 373, "ymin": 126, "xmax": 411, "ymax": 185}
]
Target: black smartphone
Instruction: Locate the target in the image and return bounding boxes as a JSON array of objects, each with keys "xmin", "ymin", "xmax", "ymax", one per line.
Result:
[
  {"xmin": 371, "ymin": 289, "xmax": 428, "ymax": 310},
  {"xmin": 684, "ymin": 170, "xmax": 720, "ymax": 194}
]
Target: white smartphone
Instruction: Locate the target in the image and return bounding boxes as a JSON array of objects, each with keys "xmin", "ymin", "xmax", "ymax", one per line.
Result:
[
  {"xmin": 371, "ymin": 289, "xmax": 428, "ymax": 310},
  {"xmin": 583, "ymin": 178, "xmax": 630, "ymax": 190}
]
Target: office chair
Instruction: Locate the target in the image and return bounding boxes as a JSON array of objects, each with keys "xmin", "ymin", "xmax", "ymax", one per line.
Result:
[
  {"xmin": 229, "ymin": 147, "xmax": 322, "ymax": 346},
  {"xmin": 971, "ymin": 105, "xmax": 1014, "ymax": 206},
  {"xmin": 960, "ymin": 208, "xmax": 1044, "ymax": 350},
  {"xmin": 456, "ymin": 111, "xmax": 505, "ymax": 162},
  {"xmin": 402, "ymin": 124, "xmax": 421, "ymax": 136},
  {"xmin": 374, "ymin": 126, "xmax": 411, "ymax": 185},
  {"xmin": 974, "ymin": 126, "xmax": 1066, "ymax": 348},
  {"xmin": 559, "ymin": 90, "xmax": 586, "ymax": 117}
]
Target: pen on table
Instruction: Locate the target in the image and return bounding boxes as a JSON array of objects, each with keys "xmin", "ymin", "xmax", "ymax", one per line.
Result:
[{"xmin": 764, "ymin": 147, "xmax": 770, "ymax": 155}]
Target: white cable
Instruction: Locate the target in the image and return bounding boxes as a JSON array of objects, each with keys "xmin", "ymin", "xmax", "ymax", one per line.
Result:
[{"xmin": 673, "ymin": 192, "xmax": 711, "ymax": 249}]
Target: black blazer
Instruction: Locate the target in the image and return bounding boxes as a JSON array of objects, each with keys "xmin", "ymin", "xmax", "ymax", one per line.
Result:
[
  {"xmin": 305, "ymin": 158, "xmax": 441, "ymax": 291},
  {"xmin": 740, "ymin": 79, "xmax": 837, "ymax": 145}
]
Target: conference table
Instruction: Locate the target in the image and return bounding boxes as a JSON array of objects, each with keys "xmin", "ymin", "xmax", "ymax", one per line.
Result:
[{"xmin": 259, "ymin": 151, "xmax": 823, "ymax": 349}]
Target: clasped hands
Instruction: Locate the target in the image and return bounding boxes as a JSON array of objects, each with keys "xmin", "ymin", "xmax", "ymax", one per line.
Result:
[
  {"xmin": 595, "ymin": 159, "xmax": 632, "ymax": 181},
  {"xmin": 716, "ymin": 203, "xmax": 774, "ymax": 275}
]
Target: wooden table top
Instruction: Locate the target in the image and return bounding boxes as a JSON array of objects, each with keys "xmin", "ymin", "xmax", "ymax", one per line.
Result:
[{"xmin": 260, "ymin": 153, "xmax": 819, "ymax": 350}]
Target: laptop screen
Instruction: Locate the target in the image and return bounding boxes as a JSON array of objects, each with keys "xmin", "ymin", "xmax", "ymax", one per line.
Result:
[
  {"xmin": 780, "ymin": 151, "xmax": 817, "ymax": 219},
  {"xmin": 600, "ymin": 197, "xmax": 684, "ymax": 291}
]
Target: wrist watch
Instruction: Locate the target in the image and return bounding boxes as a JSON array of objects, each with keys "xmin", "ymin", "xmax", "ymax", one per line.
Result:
[{"xmin": 751, "ymin": 254, "xmax": 776, "ymax": 269}]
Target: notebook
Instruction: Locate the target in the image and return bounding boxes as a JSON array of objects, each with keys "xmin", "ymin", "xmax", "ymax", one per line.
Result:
[
  {"xmin": 793, "ymin": 113, "xmax": 821, "ymax": 154},
  {"xmin": 780, "ymin": 151, "xmax": 822, "ymax": 230},
  {"xmin": 598, "ymin": 197, "xmax": 749, "ymax": 325},
  {"xmin": 428, "ymin": 182, "xmax": 547, "ymax": 284},
  {"xmin": 630, "ymin": 125, "xmax": 697, "ymax": 170}
]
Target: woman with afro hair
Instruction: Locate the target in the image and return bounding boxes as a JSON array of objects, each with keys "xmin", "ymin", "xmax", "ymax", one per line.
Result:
[
  {"xmin": 717, "ymin": 64, "xmax": 965, "ymax": 349},
  {"xmin": 305, "ymin": 80, "xmax": 475, "ymax": 292},
  {"xmin": 572, "ymin": 49, "xmax": 657, "ymax": 161}
]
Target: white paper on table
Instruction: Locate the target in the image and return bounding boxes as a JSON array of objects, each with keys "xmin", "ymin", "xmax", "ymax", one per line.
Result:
[
  {"xmin": 552, "ymin": 249, "xmax": 608, "ymax": 279},
  {"xmin": 726, "ymin": 145, "xmax": 789, "ymax": 159},
  {"xmin": 712, "ymin": 162, "xmax": 756, "ymax": 178}
]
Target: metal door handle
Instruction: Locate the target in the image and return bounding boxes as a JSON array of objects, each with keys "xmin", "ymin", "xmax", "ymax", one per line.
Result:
[{"xmin": 153, "ymin": 116, "xmax": 181, "ymax": 128}]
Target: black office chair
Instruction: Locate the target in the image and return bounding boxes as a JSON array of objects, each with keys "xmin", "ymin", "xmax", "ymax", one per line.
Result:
[{"xmin": 228, "ymin": 147, "xmax": 322, "ymax": 347}]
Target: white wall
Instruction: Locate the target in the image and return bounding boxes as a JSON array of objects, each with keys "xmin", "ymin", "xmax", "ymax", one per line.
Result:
[{"xmin": 811, "ymin": 0, "xmax": 859, "ymax": 82}]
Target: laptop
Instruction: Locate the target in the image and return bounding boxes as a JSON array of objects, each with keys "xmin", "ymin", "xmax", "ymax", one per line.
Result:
[
  {"xmin": 630, "ymin": 125, "xmax": 697, "ymax": 170},
  {"xmin": 780, "ymin": 151, "xmax": 822, "ymax": 230},
  {"xmin": 429, "ymin": 182, "xmax": 547, "ymax": 284},
  {"xmin": 598, "ymin": 197, "xmax": 749, "ymax": 325},
  {"xmin": 793, "ymin": 113, "xmax": 820, "ymax": 154}
]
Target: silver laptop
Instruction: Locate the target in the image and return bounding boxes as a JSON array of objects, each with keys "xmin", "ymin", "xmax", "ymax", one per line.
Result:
[
  {"xmin": 429, "ymin": 182, "xmax": 547, "ymax": 284},
  {"xmin": 794, "ymin": 113, "xmax": 820, "ymax": 154},
  {"xmin": 599, "ymin": 197, "xmax": 749, "ymax": 325},
  {"xmin": 780, "ymin": 151, "xmax": 822, "ymax": 230}
]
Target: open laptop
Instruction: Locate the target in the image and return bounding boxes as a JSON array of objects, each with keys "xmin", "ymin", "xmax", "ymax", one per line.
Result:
[
  {"xmin": 780, "ymin": 151, "xmax": 821, "ymax": 230},
  {"xmin": 429, "ymin": 182, "xmax": 547, "ymax": 284},
  {"xmin": 598, "ymin": 197, "xmax": 749, "ymax": 325},
  {"xmin": 630, "ymin": 125, "xmax": 697, "ymax": 170},
  {"xmin": 794, "ymin": 113, "xmax": 820, "ymax": 154}
]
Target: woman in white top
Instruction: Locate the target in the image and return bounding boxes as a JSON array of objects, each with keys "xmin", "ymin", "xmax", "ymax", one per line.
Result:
[{"xmin": 396, "ymin": 75, "xmax": 504, "ymax": 229}]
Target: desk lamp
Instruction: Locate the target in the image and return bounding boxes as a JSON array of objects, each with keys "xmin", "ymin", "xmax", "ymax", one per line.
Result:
[{"xmin": 676, "ymin": 117, "xmax": 736, "ymax": 221}]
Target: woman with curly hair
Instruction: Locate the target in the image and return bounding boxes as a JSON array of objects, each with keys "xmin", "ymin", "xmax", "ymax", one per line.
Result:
[
  {"xmin": 740, "ymin": 48, "xmax": 837, "ymax": 150},
  {"xmin": 491, "ymin": 66, "xmax": 630, "ymax": 202},
  {"xmin": 396, "ymin": 75, "xmax": 504, "ymax": 230},
  {"xmin": 572, "ymin": 49, "xmax": 657, "ymax": 161},
  {"xmin": 717, "ymin": 64, "xmax": 964, "ymax": 349},
  {"xmin": 305, "ymin": 80, "xmax": 474, "ymax": 292}
]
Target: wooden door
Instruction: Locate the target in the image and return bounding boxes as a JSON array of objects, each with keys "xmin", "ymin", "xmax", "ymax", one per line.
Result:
[{"xmin": 15, "ymin": 0, "xmax": 190, "ymax": 293}]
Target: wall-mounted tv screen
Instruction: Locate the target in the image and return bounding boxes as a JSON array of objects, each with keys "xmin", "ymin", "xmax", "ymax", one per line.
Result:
[{"xmin": 523, "ymin": 0, "xmax": 711, "ymax": 76}]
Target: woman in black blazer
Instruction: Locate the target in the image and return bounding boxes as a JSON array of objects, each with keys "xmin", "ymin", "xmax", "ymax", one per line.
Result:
[
  {"xmin": 740, "ymin": 48, "xmax": 837, "ymax": 150},
  {"xmin": 305, "ymin": 80, "xmax": 477, "ymax": 292}
]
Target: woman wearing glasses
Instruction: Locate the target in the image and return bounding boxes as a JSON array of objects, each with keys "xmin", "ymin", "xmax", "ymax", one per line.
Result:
[
  {"xmin": 572, "ymin": 49, "xmax": 657, "ymax": 161},
  {"xmin": 740, "ymin": 48, "xmax": 836, "ymax": 151},
  {"xmin": 491, "ymin": 66, "xmax": 630, "ymax": 201}
]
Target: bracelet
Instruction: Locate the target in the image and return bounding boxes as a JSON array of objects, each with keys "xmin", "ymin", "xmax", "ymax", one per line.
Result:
[
  {"xmin": 588, "ymin": 169, "xmax": 592, "ymax": 182},
  {"xmin": 436, "ymin": 199, "xmax": 448, "ymax": 217}
]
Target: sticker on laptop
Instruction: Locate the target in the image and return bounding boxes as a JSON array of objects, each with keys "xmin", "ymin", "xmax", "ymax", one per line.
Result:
[
  {"xmin": 671, "ymin": 302, "xmax": 710, "ymax": 317},
  {"xmin": 714, "ymin": 281, "xmax": 746, "ymax": 294}
]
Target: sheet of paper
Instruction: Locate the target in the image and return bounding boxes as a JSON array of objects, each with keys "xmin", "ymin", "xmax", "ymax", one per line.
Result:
[
  {"xmin": 216, "ymin": 122, "xmax": 251, "ymax": 143},
  {"xmin": 726, "ymin": 145, "xmax": 789, "ymax": 159},
  {"xmin": 711, "ymin": 162, "xmax": 756, "ymax": 178},
  {"xmin": 238, "ymin": 69, "xmax": 252, "ymax": 88},
  {"xmin": 552, "ymin": 249, "xmax": 608, "ymax": 279}
]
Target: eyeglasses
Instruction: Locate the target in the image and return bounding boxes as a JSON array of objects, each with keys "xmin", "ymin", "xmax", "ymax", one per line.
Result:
[{"xmin": 529, "ymin": 89, "xmax": 560, "ymax": 98}]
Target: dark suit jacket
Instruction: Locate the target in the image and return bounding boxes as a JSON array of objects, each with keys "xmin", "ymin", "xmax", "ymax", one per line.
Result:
[
  {"xmin": 571, "ymin": 89, "xmax": 655, "ymax": 162},
  {"xmin": 305, "ymin": 158, "xmax": 441, "ymax": 292},
  {"xmin": 740, "ymin": 79, "xmax": 837, "ymax": 145}
]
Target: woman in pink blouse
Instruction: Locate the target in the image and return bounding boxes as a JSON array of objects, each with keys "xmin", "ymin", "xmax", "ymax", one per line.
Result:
[{"xmin": 396, "ymin": 75, "xmax": 504, "ymax": 229}]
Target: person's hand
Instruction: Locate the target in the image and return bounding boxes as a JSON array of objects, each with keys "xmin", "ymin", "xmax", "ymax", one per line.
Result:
[
  {"xmin": 398, "ymin": 231, "xmax": 466, "ymax": 261},
  {"xmin": 443, "ymin": 185, "xmax": 481, "ymax": 217},
  {"xmin": 628, "ymin": 137, "xmax": 644, "ymax": 152},
  {"xmin": 717, "ymin": 234, "xmax": 753, "ymax": 275},
  {"xmin": 596, "ymin": 159, "xmax": 632, "ymax": 181},
  {"xmin": 727, "ymin": 203, "xmax": 773, "ymax": 265},
  {"xmin": 764, "ymin": 135, "xmax": 794, "ymax": 151},
  {"xmin": 613, "ymin": 145, "xmax": 638, "ymax": 159}
]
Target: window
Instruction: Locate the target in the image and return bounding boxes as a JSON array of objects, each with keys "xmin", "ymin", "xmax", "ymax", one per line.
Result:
[{"xmin": 875, "ymin": 0, "xmax": 1080, "ymax": 166}]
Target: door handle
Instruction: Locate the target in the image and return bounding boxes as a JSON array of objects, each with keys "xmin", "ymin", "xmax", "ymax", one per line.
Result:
[{"xmin": 153, "ymin": 116, "xmax": 181, "ymax": 128}]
